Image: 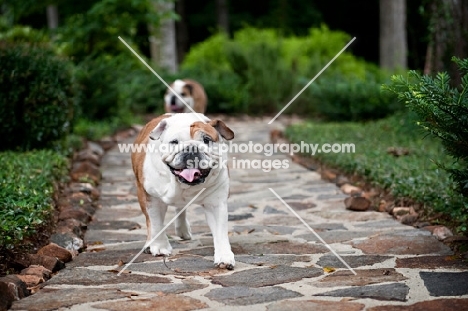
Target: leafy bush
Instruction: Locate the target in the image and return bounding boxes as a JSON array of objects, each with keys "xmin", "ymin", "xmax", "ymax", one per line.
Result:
[
  {"xmin": 286, "ymin": 112, "xmax": 467, "ymax": 233},
  {"xmin": 386, "ymin": 57, "xmax": 468, "ymax": 198},
  {"xmin": 0, "ymin": 43, "xmax": 78, "ymax": 151},
  {"xmin": 181, "ymin": 33, "xmax": 248, "ymax": 113},
  {"xmin": 55, "ymin": 0, "xmax": 174, "ymax": 62},
  {"xmin": 75, "ymin": 56, "xmax": 121, "ymax": 120},
  {"xmin": 118, "ymin": 62, "xmax": 179, "ymax": 116},
  {"xmin": 0, "ymin": 25, "xmax": 49, "ymax": 44},
  {"xmin": 76, "ymin": 54, "xmax": 172, "ymax": 123},
  {"xmin": 226, "ymin": 32, "xmax": 294, "ymax": 114},
  {"xmin": 182, "ymin": 33, "xmax": 231, "ymax": 72},
  {"xmin": 182, "ymin": 66, "xmax": 248, "ymax": 113},
  {"xmin": 282, "ymin": 26, "xmax": 367, "ymax": 79},
  {"xmin": 0, "ymin": 150, "xmax": 69, "ymax": 249},
  {"xmin": 181, "ymin": 26, "xmax": 394, "ymax": 119},
  {"xmin": 308, "ymin": 72, "xmax": 401, "ymax": 121}
]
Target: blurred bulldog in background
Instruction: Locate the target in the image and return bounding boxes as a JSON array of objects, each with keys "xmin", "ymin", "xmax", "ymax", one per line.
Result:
[{"xmin": 164, "ymin": 79, "xmax": 207, "ymax": 113}]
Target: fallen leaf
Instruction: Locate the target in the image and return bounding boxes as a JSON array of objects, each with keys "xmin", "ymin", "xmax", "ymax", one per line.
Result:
[
  {"xmin": 323, "ymin": 266, "xmax": 336, "ymax": 273},
  {"xmin": 88, "ymin": 241, "xmax": 103, "ymax": 246}
]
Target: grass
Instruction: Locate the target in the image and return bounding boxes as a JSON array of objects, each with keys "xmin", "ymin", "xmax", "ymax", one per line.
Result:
[
  {"xmin": 0, "ymin": 150, "xmax": 69, "ymax": 250},
  {"xmin": 74, "ymin": 115, "xmax": 143, "ymax": 141},
  {"xmin": 286, "ymin": 112, "xmax": 467, "ymax": 233}
]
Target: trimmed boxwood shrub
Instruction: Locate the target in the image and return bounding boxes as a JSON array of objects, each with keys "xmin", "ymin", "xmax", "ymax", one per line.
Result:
[
  {"xmin": 0, "ymin": 42, "xmax": 78, "ymax": 151},
  {"xmin": 0, "ymin": 150, "xmax": 69, "ymax": 249}
]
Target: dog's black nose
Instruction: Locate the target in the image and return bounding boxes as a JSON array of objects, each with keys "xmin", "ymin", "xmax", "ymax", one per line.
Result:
[
  {"xmin": 170, "ymin": 95, "xmax": 177, "ymax": 106},
  {"xmin": 182, "ymin": 151, "xmax": 202, "ymax": 162}
]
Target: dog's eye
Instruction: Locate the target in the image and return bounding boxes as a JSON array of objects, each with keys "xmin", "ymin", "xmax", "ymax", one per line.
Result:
[
  {"xmin": 180, "ymin": 92, "xmax": 186, "ymax": 97},
  {"xmin": 170, "ymin": 139, "xmax": 179, "ymax": 145},
  {"xmin": 203, "ymin": 137, "xmax": 212, "ymax": 145}
]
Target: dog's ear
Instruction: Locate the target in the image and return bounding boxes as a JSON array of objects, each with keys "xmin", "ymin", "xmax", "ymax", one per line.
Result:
[
  {"xmin": 150, "ymin": 120, "xmax": 168, "ymax": 140},
  {"xmin": 209, "ymin": 119, "xmax": 235, "ymax": 141},
  {"xmin": 184, "ymin": 83, "xmax": 193, "ymax": 96}
]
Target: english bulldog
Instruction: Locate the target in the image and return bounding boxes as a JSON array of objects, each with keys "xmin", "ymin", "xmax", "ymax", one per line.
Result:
[
  {"xmin": 131, "ymin": 113, "xmax": 235, "ymax": 269},
  {"xmin": 164, "ymin": 79, "xmax": 207, "ymax": 113}
]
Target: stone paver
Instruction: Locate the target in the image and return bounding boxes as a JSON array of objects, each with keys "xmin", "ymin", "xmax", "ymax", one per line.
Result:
[{"xmin": 11, "ymin": 116, "xmax": 468, "ymax": 310}]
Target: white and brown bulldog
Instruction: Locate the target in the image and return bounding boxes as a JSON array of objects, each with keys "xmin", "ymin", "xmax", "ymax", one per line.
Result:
[
  {"xmin": 164, "ymin": 79, "xmax": 207, "ymax": 113},
  {"xmin": 131, "ymin": 113, "xmax": 235, "ymax": 269}
]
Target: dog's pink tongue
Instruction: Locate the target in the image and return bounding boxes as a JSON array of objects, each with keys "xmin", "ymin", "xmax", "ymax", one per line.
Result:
[{"xmin": 179, "ymin": 168, "xmax": 201, "ymax": 182}]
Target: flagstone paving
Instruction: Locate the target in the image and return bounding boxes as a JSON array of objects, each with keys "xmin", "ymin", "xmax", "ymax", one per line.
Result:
[{"xmin": 11, "ymin": 116, "xmax": 468, "ymax": 310}]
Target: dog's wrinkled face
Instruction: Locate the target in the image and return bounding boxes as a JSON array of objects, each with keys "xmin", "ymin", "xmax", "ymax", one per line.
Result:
[
  {"xmin": 149, "ymin": 114, "xmax": 234, "ymax": 185},
  {"xmin": 164, "ymin": 80, "xmax": 194, "ymax": 113}
]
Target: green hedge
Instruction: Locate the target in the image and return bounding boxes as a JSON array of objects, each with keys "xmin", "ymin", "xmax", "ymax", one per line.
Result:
[
  {"xmin": 0, "ymin": 42, "xmax": 78, "ymax": 151},
  {"xmin": 0, "ymin": 150, "xmax": 69, "ymax": 249},
  {"xmin": 180, "ymin": 26, "xmax": 399, "ymax": 119}
]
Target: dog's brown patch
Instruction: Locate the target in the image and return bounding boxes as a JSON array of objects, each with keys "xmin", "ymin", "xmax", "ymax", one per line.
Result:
[
  {"xmin": 184, "ymin": 79, "xmax": 207, "ymax": 113},
  {"xmin": 189, "ymin": 119, "xmax": 235, "ymax": 141},
  {"xmin": 190, "ymin": 121, "xmax": 219, "ymax": 141}
]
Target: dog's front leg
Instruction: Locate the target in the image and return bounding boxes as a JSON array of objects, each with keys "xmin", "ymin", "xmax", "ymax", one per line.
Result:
[
  {"xmin": 145, "ymin": 197, "xmax": 172, "ymax": 256},
  {"xmin": 203, "ymin": 202, "xmax": 235, "ymax": 269},
  {"xmin": 175, "ymin": 207, "xmax": 192, "ymax": 240}
]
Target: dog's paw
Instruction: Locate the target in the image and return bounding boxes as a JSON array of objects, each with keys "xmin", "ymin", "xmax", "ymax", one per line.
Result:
[
  {"xmin": 175, "ymin": 219, "xmax": 192, "ymax": 240},
  {"xmin": 144, "ymin": 243, "xmax": 172, "ymax": 257},
  {"xmin": 214, "ymin": 250, "xmax": 235, "ymax": 270},
  {"xmin": 175, "ymin": 226, "xmax": 192, "ymax": 240},
  {"xmin": 215, "ymin": 262, "xmax": 235, "ymax": 270}
]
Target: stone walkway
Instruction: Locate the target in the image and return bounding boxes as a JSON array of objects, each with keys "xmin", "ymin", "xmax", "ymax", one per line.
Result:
[{"xmin": 12, "ymin": 116, "xmax": 468, "ymax": 310}]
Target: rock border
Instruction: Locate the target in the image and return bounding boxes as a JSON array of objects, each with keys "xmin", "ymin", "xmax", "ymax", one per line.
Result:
[{"xmin": 271, "ymin": 129, "xmax": 463, "ymax": 251}]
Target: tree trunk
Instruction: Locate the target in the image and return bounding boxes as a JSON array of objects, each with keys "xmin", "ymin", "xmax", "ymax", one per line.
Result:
[
  {"xmin": 216, "ymin": 0, "xmax": 229, "ymax": 34},
  {"xmin": 424, "ymin": 0, "xmax": 468, "ymax": 84},
  {"xmin": 175, "ymin": 0, "xmax": 189, "ymax": 64},
  {"xmin": 46, "ymin": 4, "xmax": 58, "ymax": 30},
  {"xmin": 379, "ymin": 0, "xmax": 407, "ymax": 70},
  {"xmin": 148, "ymin": 1, "xmax": 178, "ymax": 73}
]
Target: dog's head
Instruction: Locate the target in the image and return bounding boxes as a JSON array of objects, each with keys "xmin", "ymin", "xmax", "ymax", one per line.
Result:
[
  {"xmin": 164, "ymin": 80, "xmax": 194, "ymax": 113},
  {"xmin": 149, "ymin": 113, "xmax": 234, "ymax": 185}
]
